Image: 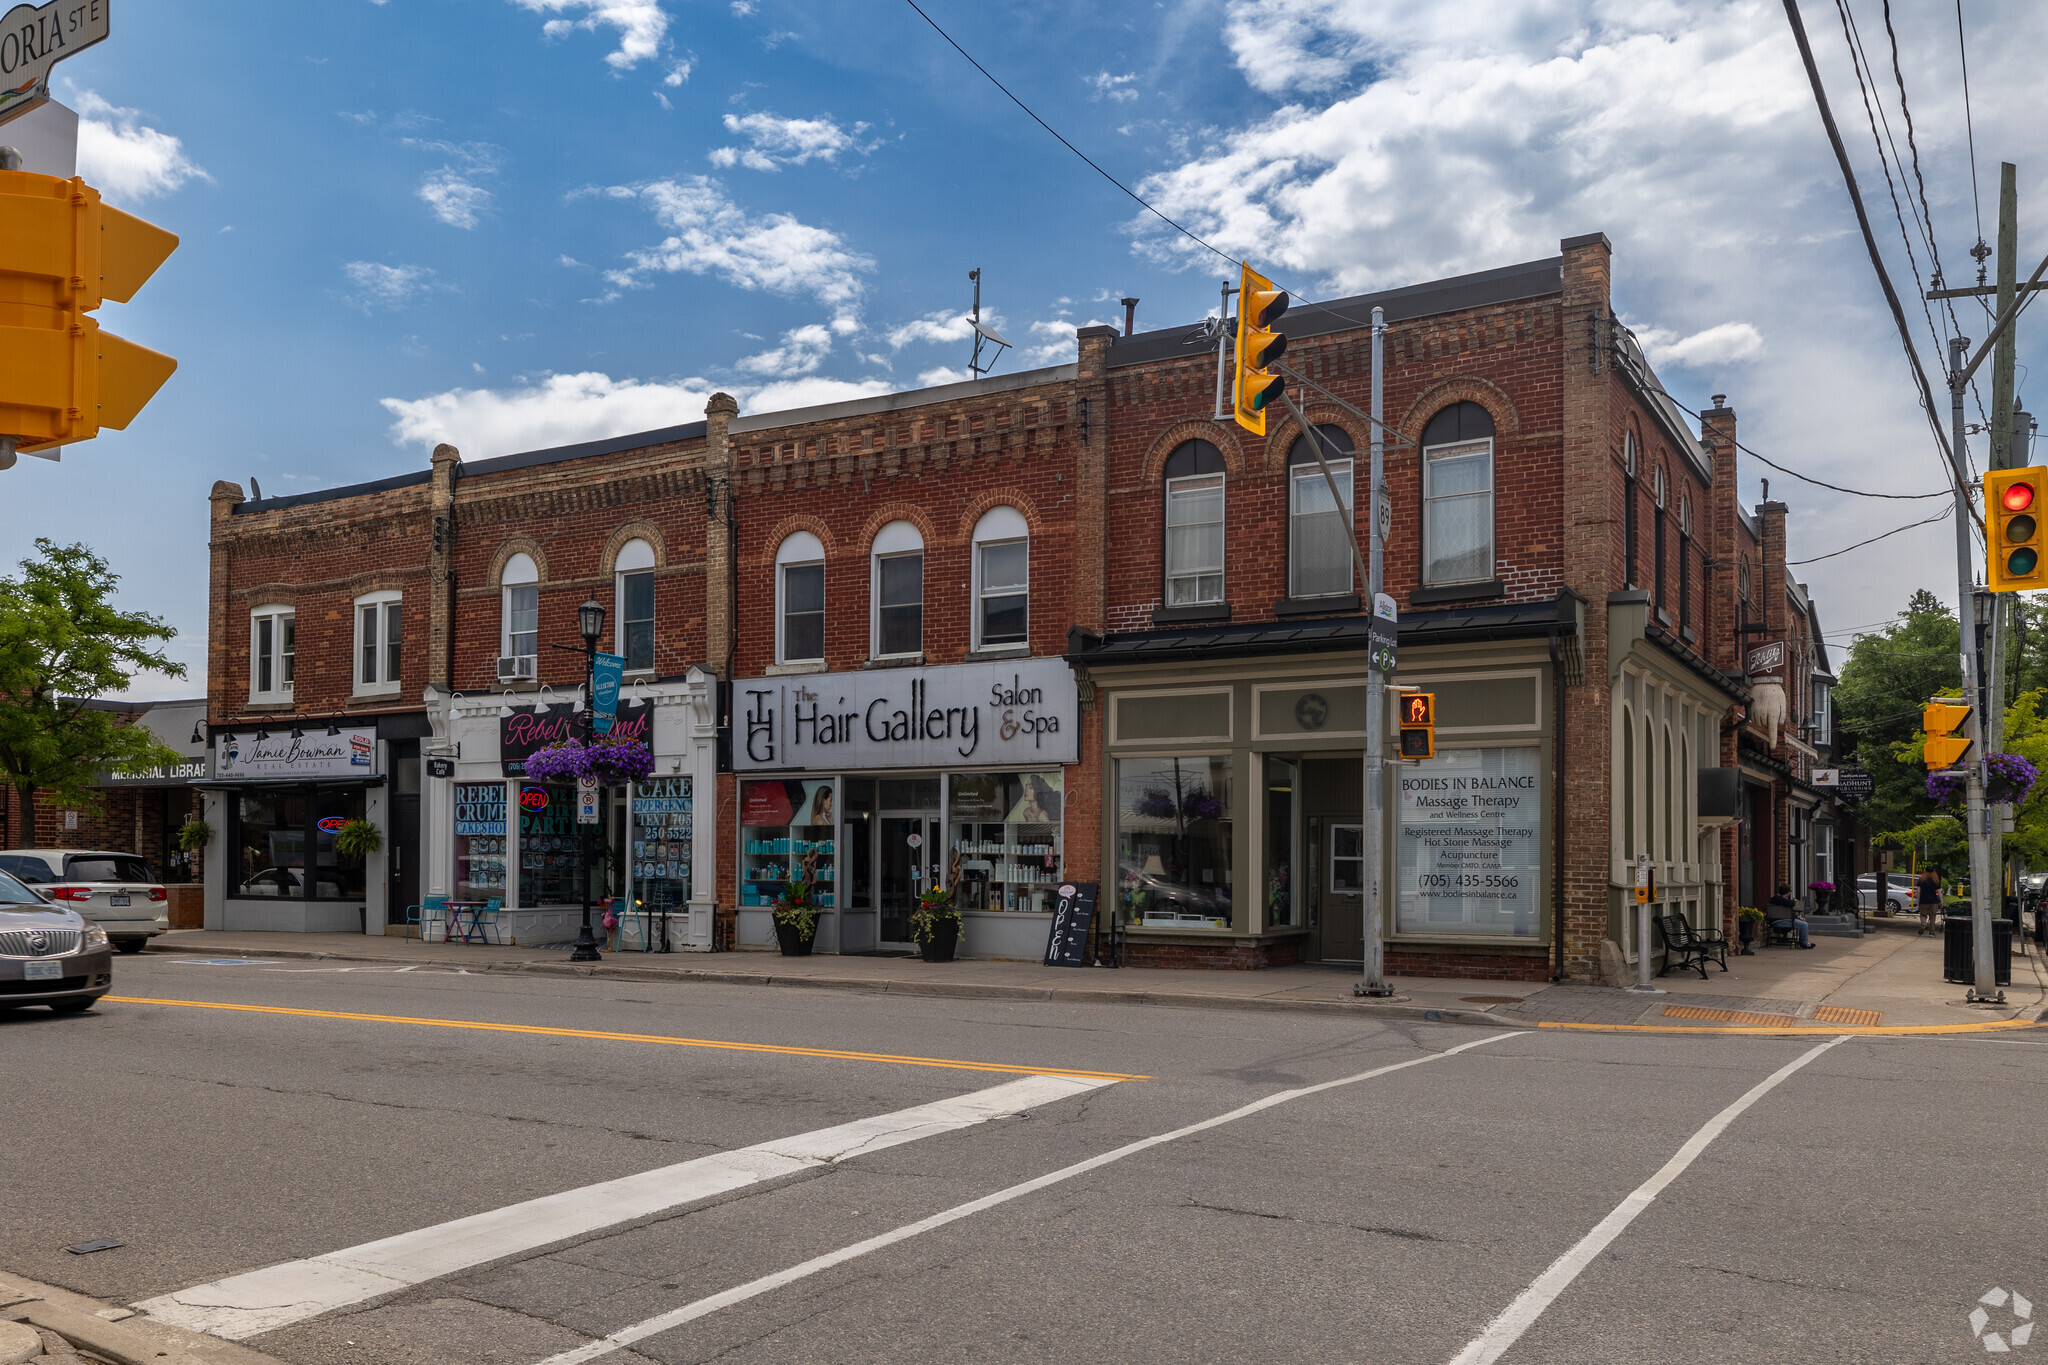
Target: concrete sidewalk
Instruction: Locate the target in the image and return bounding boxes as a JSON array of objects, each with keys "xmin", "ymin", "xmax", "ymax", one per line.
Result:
[{"xmin": 133, "ymin": 923, "xmax": 2048, "ymax": 1033}]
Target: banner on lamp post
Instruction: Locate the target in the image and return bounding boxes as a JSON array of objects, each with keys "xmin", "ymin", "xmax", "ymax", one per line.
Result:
[{"xmin": 591, "ymin": 652, "xmax": 625, "ymax": 735}]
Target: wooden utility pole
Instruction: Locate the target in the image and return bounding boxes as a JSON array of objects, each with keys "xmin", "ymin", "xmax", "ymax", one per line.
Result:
[{"xmin": 1988, "ymin": 165, "xmax": 2018, "ymax": 895}]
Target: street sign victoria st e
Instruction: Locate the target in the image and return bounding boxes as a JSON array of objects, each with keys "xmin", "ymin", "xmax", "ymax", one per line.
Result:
[{"xmin": 0, "ymin": 0, "xmax": 110, "ymax": 126}]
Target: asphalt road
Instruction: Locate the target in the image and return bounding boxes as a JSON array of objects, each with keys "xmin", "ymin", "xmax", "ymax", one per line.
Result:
[{"xmin": 5, "ymin": 952, "xmax": 2044, "ymax": 1364}]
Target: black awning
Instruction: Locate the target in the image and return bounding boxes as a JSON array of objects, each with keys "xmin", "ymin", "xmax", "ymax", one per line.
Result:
[{"xmin": 1068, "ymin": 592, "xmax": 1580, "ymax": 667}]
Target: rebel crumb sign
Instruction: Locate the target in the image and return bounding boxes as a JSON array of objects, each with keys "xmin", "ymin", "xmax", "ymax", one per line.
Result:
[{"xmin": 735, "ymin": 658, "xmax": 1078, "ymax": 771}]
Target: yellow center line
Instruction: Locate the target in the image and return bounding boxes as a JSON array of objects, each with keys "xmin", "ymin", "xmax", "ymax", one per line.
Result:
[{"xmin": 104, "ymin": 995, "xmax": 1151, "ymax": 1081}]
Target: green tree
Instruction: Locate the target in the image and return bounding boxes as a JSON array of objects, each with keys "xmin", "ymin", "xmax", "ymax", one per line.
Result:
[
  {"xmin": 1832, "ymin": 589, "xmax": 1961, "ymax": 862},
  {"xmin": 0, "ymin": 539, "xmax": 185, "ymax": 839}
]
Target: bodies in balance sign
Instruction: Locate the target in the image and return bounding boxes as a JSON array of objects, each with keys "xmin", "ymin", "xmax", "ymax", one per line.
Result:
[
  {"xmin": 734, "ymin": 659, "xmax": 1079, "ymax": 771},
  {"xmin": 1394, "ymin": 746, "xmax": 1541, "ymax": 939}
]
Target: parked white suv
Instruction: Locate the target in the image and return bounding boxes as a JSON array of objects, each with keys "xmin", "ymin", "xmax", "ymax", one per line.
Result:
[{"xmin": 0, "ymin": 850, "xmax": 168, "ymax": 953}]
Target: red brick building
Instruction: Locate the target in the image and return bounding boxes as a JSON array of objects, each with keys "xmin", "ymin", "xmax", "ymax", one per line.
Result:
[{"xmin": 199, "ymin": 233, "xmax": 1846, "ymax": 977}]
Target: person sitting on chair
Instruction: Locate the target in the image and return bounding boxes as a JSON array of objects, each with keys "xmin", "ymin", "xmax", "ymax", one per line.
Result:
[{"xmin": 1767, "ymin": 884, "xmax": 1814, "ymax": 948}]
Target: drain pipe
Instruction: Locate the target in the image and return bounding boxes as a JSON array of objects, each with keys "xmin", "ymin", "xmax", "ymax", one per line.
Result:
[{"xmin": 1549, "ymin": 631, "xmax": 1568, "ymax": 982}]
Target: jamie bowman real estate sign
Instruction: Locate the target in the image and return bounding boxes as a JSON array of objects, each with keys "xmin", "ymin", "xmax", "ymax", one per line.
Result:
[
  {"xmin": 1395, "ymin": 746, "xmax": 1542, "ymax": 939},
  {"xmin": 735, "ymin": 658, "xmax": 1078, "ymax": 771}
]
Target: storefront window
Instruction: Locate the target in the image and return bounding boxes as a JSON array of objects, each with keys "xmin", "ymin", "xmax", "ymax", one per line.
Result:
[
  {"xmin": 455, "ymin": 782, "xmax": 508, "ymax": 900},
  {"xmin": 948, "ymin": 772, "xmax": 1063, "ymax": 914},
  {"xmin": 739, "ymin": 779, "xmax": 837, "ymax": 909},
  {"xmin": 1265, "ymin": 756, "xmax": 1296, "ymax": 928},
  {"xmin": 314, "ymin": 789, "xmax": 368, "ymax": 899},
  {"xmin": 517, "ymin": 783, "xmax": 580, "ymax": 906},
  {"xmin": 236, "ymin": 791, "xmax": 307, "ymax": 897},
  {"xmin": 1115, "ymin": 755, "xmax": 1233, "ymax": 930},
  {"xmin": 630, "ymin": 776, "xmax": 693, "ymax": 923},
  {"xmin": 1395, "ymin": 746, "xmax": 1541, "ymax": 938}
]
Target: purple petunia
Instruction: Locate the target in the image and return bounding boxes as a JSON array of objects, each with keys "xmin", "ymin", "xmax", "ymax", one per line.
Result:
[
  {"xmin": 523, "ymin": 737, "xmax": 656, "ymax": 785},
  {"xmin": 1926, "ymin": 752, "xmax": 2040, "ymax": 807}
]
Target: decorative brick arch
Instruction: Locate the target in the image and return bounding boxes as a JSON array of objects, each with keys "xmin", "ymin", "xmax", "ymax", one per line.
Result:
[
  {"xmin": 1621, "ymin": 413, "xmax": 1645, "ymax": 471},
  {"xmin": 1262, "ymin": 405, "xmax": 1371, "ymax": 472},
  {"xmin": 750, "ymin": 514, "xmax": 837, "ymax": 569},
  {"xmin": 489, "ymin": 536, "xmax": 548, "ymax": 587},
  {"xmin": 857, "ymin": 503, "xmax": 941, "ymax": 553},
  {"xmin": 600, "ymin": 520, "xmax": 667, "ymax": 575},
  {"xmin": 953, "ymin": 491, "xmax": 1043, "ymax": 542},
  {"xmin": 1140, "ymin": 419, "xmax": 1248, "ymax": 484},
  {"xmin": 1396, "ymin": 375, "xmax": 1522, "ymax": 446}
]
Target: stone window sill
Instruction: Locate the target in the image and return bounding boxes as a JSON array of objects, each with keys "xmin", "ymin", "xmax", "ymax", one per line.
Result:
[
  {"xmin": 1150, "ymin": 602, "xmax": 1231, "ymax": 626},
  {"xmin": 863, "ymin": 654, "xmax": 926, "ymax": 670},
  {"xmin": 767, "ymin": 661, "xmax": 826, "ymax": 676},
  {"xmin": 1274, "ymin": 593, "xmax": 1361, "ymax": 617},
  {"xmin": 1410, "ymin": 579, "xmax": 1505, "ymax": 606}
]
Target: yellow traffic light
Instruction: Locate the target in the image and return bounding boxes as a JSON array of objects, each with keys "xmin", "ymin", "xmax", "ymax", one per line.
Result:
[
  {"xmin": 1398, "ymin": 691, "xmax": 1436, "ymax": 760},
  {"xmin": 1232, "ymin": 261, "xmax": 1288, "ymax": 436},
  {"xmin": 1986, "ymin": 466, "xmax": 2047, "ymax": 591},
  {"xmin": 1922, "ymin": 698, "xmax": 1973, "ymax": 770},
  {"xmin": 0, "ymin": 168, "xmax": 178, "ymax": 457}
]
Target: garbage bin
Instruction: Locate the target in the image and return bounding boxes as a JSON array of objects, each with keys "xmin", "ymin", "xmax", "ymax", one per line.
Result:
[{"xmin": 1943, "ymin": 914, "xmax": 2013, "ymax": 986}]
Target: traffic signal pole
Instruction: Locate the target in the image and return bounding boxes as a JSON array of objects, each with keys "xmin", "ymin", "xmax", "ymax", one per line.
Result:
[
  {"xmin": 1985, "ymin": 165, "xmax": 2019, "ymax": 902},
  {"xmin": 1952, "ymin": 335, "xmax": 2000, "ymax": 1002}
]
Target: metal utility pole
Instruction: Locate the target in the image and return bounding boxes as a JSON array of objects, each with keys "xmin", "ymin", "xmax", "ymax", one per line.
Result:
[
  {"xmin": 1986, "ymin": 164, "xmax": 2019, "ymax": 897},
  {"xmin": 1951, "ymin": 335, "xmax": 2000, "ymax": 1002}
]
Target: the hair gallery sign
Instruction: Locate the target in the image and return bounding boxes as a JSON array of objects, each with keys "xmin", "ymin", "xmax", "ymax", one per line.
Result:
[{"xmin": 735, "ymin": 658, "xmax": 1078, "ymax": 771}]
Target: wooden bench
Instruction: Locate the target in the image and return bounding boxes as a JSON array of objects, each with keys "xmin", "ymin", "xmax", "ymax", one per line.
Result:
[{"xmin": 1656, "ymin": 912, "xmax": 1730, "ymax": 980}]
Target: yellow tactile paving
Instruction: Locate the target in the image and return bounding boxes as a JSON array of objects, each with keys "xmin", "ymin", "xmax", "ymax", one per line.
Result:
[
  {"xmin": 1813, "ymin": 1005, "xmax": 1883, "ymax": 1026},
  {"xmin": 1661, "ymin": 1004, "xmax": 1800, "ymax": 1027}
]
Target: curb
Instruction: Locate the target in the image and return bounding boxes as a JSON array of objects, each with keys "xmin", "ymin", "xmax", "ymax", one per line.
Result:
[
  {"xmin": 1, "ymin": 1271, "xmax": 284, "ymax": 1365},
  {"xmin": 138, "ymin": 939, "xmax": 1517, "ymax": 1027}
]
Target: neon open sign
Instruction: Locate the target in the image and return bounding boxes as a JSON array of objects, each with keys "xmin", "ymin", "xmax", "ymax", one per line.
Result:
[
  {"xmin": 520, "ymin": 785, "xmax": 550, "ymax": 812},
  {"xmin": 315, "ymin": 817, "xmax": 348, "ymax": 833}
]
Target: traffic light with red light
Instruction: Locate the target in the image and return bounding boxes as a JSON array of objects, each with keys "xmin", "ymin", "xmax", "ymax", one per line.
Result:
[
  {"xmin": 1986, "ymin": 466, "xmax": 2047, "ymax": 592},
  {"xmin": 1397, "ymin": 691, "xmax": 1436, "ymax": 760},
  {"xmin": 1232, "ymin": 262, "xmax": 1288, "ymax": 436}
]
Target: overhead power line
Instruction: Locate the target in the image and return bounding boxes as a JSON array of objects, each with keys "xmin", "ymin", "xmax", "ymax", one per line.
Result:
[{"xmin": 1786, "ymin": 505, "xmax": 1953, "ymax": 565}]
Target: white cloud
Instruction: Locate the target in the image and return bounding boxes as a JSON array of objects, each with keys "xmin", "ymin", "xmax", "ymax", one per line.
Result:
[
  {"xmin": 341, "ymin": 261, "xmax": 439, "ymax": 311},
  {"xmin": 419, "ymin": 170, "xmax": 492, "ymax": 228},
  {"xmin": 1634, "ymin": 321, "xmax": 1763, "ymax": 369},
  {"xmin": 598, "ymin": 175, "xmax": 872, "ymax": 305},
  {"xmin": 709, "ymin": 111, "xmax": 869, "ymax": 170},
  {"xmin": 666, "ymin": 58, "xmax": 693, "ymax": 85},
  {"xmin": 736, "ymin": 323, "xmax": 835, "ymax": 376},
  {"xmin": 915, "ymin": 366, "xmax": 976, "ymax": 388},
  {"xmin": 1090, "ymin": 70, "xmax": 1139, "ymax": 102},
  {"xmin": 742, "ymin": 376, "xmax": 893, "ymax": 413},
  {"xmin": 510, "ymin": 0, "xmax": 667, "ymax": 71},
  {"xmin": 1020, "ymin": 317, "xmax": 1111, "ymax": 367},
  {"xmin": 730, "ymin": 0, "xmax": 756, "ymax": 13},
  {"xmin": 72, "ymin": 90, "xmax": 209, "ymax": 200},
  {"xmin": 885, "ymin": 309, "xmax": 977, "ymax": 349}
]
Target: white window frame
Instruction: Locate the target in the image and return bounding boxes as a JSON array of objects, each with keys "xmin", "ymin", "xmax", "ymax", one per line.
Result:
[
  {"xmin": 971, "ymin": 506, "xmax": 1030, "ymax": 651},
  {"xmin": 775, "ymin": 531, "xmax": 826, "ymax": 666},
  {"xmin": 353, "ymin": 591, "xmax": 402, "ymax": 698},
  {"xmin": 501, "ymin": 553, "xmax": 539, "ymax": 673},
  {"xmin": 1328, "ymin": 822, "xmax": 1364, "ymax": 895},
  {"xmin": 1421, "ymin": 436, "xmax": 1495, "ymax": 586},
  {"xmin": 614, "ymin": 539, "xmax": 657, "ymax": 675},
  {"xmin": 1164, "ymin": 471, "xmax": 1227, "ymax": 605},
  {"xmin": 249, "ymin": 605, "xmax": 295, "ymax": 702},
  {"xmin": 1288, "ymin": 454, "xmax": 1356, "ymax": 598},
  {"xmin": 1812, "ymin": 677, "xmax": 1833, "ymax": 746},
  {"xmin": 870, "ymin": 520, "xmax": 925, "ymax": 660}
]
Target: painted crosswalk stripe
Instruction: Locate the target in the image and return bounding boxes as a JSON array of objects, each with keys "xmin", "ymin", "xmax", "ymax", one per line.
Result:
[{"xmin": 134, "ymin": 1073, "xmax": 1112, "ymax": 1341}]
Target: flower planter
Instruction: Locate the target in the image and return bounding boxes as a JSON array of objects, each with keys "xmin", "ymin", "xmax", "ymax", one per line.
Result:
[
  {"xmin": 918, "ymin": 919, "xmax": 959, "ymax": 963},
  {"xmin": 774, "ymin": 921, "xmax": 815, "ymax": 956}
]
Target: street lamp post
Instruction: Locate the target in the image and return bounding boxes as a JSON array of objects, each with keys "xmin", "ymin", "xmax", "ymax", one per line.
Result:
[{"xmin": 569, "ymin": 598, "xmax": 606, "ymax": 963}]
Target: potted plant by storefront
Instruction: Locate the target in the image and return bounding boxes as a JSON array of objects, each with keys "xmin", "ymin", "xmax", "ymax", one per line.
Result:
[
  {"xmin": 910, "ymin": 883, "xmax": 962, "ymax": 963},
  {"xmin": 176, "ymin": 817, "xmax": 213, "ymax": 853},
  {"xmin": 772, "ymin": 849, "xmax": 823, "ymax": 956},
  {"xmin": 1737, "ymin": 906, "xmax": 1764, "ymax": 955},
  {"xmin": 333, "ymin": 818, "xmax": 384, "ymax": 863},
  {"xmin": 1807, "ymin": 880, "xmax": 1835, "ymax": 913}
]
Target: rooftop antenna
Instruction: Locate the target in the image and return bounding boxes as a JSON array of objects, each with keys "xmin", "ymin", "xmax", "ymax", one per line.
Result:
[{"xmin": 967, "ymin": 268, "xmax": 1010, "ymax": 378}]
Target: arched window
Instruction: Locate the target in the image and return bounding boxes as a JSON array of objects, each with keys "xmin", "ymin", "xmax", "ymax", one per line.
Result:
[
  {"xmin": 615, "ymin": 538, "xmax": 656, "ymax": 673},
  {"xmin": 1663, "ymin": 723, "xmax": 1675, "ymax": 861},
  {"xmin": 1677, "ymin": 494, "xmax": 1693, "ymax": 634},
  {"xmin": 776, "ymin": 532, "xmax": 825, "ymax": 665},
  {"xmin": 1622, "ymin": 710, "xmax": 1636, "ymax": 861},
  {"xmin": 871, "ymin": 520, "xmax": 924, "ymax": 658},
  {"xmin": 1652, "ymin": 467, "xmax": 1668, "ymax": 614},
  {"xmin": 1421, "ymin": 402, "xmax": 1495, "ymax": 586},
  {"xmin": 1642, "ymin": 711, "xmax": 1657, "ymax": 864},
  {"xmin": 500, "ymin": 553, "xmax": 538, "ymax": 678},
  {"xmin": 1163, "ymin": 439, "xmax": 1225, "ymax": 606},
  {"xmin": 1622, "ymin": 431, "xmax": 1639, "ymax": 587},
  {"xmin": 1286, "ymin": 425, "xmax": 1356, "ymax": 598},
  {"xmin": 971, "ymin": 506, "xmax": 1029, "ymax": 649}
]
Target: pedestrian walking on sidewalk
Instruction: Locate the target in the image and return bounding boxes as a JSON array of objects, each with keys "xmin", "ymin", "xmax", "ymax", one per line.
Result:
[
  {"xmin": 1917, "ymin": 870, "xmax": 1943, "ymax": 935},
  {"xmin": 1768, "ymin": 885, "xmax": 1814, "ymax": 948}
]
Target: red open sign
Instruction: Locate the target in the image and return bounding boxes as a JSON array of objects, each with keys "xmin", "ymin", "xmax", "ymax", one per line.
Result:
[{"xmin": 520, "ymin": 785, "xmax": 550, "ymax": 812}]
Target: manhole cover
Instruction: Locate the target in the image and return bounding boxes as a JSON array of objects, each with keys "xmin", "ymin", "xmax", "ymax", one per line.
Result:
[{"xmin": 1460, "ymin": 996, "xmax": 1521, "ymax": 1005}]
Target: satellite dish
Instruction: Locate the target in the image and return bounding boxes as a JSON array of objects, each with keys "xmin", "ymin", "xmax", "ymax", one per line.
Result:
[{"xmin": 250, "ymin": 476, "xmax": 262, "ymax": 500}]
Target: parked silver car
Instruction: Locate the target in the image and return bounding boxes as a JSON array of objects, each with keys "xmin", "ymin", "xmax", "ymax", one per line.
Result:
[
  {"xmin": 1856, "ymin": 872, "xmax": 1916, "ymax": 913},
  {"xmin": 0, "ymin": 869, "xmax": 114, "ymax": 1014},
  {"xmin": 0, "ymin": 850, "xmax": 168, "ymax": 952}
]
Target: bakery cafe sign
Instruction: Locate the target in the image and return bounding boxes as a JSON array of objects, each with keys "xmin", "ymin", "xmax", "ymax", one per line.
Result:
[{"xmin": 736, "ymin": 658, "xmax": 1078, "ymax": 771}]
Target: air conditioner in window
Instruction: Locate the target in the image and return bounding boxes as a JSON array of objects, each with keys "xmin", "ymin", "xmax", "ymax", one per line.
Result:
[{"xmin": 497, "ymin": 654, "xmax": 536, "ymax": 681}]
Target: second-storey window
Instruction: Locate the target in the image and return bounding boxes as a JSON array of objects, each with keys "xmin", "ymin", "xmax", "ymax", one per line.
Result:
[
  {"xmin": 972, "ymin": 505, "xmax": 1030, "ymax": 648},
  {"xmin": 501, "ymin": 552, "xmax": 538, "ymax": 678},
  {"xmin": 354, "ymin": 592, "xmax": 401, "ymax": 695},
  {"xmin": 1163, "ymin": 439, "xmax": 1225, "ymax": 606},
  {"xmin": 1287, "ymin": 424, "xmax": 1355, "ymax": 598},
  {"xmin": 615, "ymin": 538, "xmax": 656, "ymax": 673},
  {"xmin": 251, "ymin": 606, "xmax": 294, "ymax": 700},
  {"xmin": 872, "ymin": 520, "xmax": 925, "ymax": 658},
  {"xmin": 1421, "ymin": 401, "xmax": 1496, "ymax": 586},
  {"xmin": 776, "ymin": 531, "xmax": 825, "ymax": 665}
]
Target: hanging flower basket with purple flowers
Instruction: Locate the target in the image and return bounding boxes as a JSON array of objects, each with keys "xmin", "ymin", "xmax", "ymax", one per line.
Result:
[
  {"xmin": 522, "ymin": 736, "xmax": 656, "ymax": 786},
  {"xmin": 1133, "ymin": 786, "xmax": 1224, "ymax": 822},
  {"xmin": 1926, "ymin": 752, "xmax": 2039, "ymax": 809}
]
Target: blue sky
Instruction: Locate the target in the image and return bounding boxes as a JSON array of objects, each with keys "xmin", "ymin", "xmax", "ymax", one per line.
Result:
[{"xmin": 6, "ymin": 0, "xmax": 2046, "ymax": 694}]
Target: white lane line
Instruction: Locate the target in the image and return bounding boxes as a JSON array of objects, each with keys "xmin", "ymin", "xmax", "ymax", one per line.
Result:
[
  {"xmin": 534, "ymin": 1029, "xmax": 1527, "ymax": 1365},
  {"xmin": 1445, "ymin": 1034, "xmax": 1852, "ymax": 1365},
  {"xmin": 135, "ymin": 1072, "xmax": 1109, "ymax": 1341}
]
